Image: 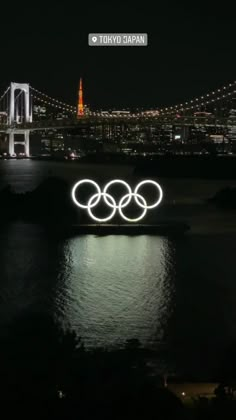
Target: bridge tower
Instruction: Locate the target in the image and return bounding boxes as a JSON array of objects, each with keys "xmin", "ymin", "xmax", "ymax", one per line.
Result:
[
  {"xmin": 8, "ymin": 82, "xmax": 32, "ymax": 157},
  {"xmin": 77, "ymin": 78, "xmax": 84, "ymax": 117},
  {"xmin": 9, "ymin": 82, "xmax": 32, "ymax": 125},
  {"xmin": 8, "ymin": 130, "xmax": 30, "ymax": 157}
]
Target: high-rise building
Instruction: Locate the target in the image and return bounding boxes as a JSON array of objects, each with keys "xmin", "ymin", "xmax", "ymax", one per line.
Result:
[
  {"xmin": 77, "ymin": 78, "xmax": 84, "ymax": 117},
  {"xmin": 227, "ymin": 109, "xmax": 236, "ymax": 142},
  {"xmin": 33, "ymin": 105, "xmax": 47, "ymax": 120}
]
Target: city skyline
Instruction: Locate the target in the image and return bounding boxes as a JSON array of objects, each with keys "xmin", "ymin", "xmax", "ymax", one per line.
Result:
[
  {"xmin": 0, "ymin": 77, "xmax": 235, "ymax": 114},
  {"xmin": 0, "ymin": 2, "xmax": 235, "ymax": 109},
  {"xmin": 0, "ymin": 79, "xmax": 235, "ymax": 158}
]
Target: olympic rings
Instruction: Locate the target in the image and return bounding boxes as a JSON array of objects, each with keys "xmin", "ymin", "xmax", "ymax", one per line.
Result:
[
  {"xmin": 71, "ymin": 179, "xmax": 163, "ymax": 223},
  {"xmin": 118, "ymin": 193, "xmax": 147, "ymax": 222},
  {"xmin": 103, "ymin": 179, "xmax": 132, "ymax": 208},
  {"xmin": 134, "ymin": 180, "xmax": 163, "ymax": 209},
  {"xmin": 72, "ymin": 179, "xmax": 101, "ymax": 209},
  {"xmin": 88, "ymin": 192, "xmax": 117, "ymax": 222}
]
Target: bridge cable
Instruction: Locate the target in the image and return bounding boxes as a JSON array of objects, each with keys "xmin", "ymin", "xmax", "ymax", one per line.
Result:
[
  {"xmin": 158, "ymin": 80, "xmax": 236, "ymax": 115},
  {"xmin": 30, "ymin": 86, "xmax": 76, "ymax": 112}
]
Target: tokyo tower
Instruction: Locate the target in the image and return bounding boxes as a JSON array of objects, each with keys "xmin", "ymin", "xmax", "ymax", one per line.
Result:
[{"xmin": 77, "ymin": 78, "xmax": 84, "ymax": 117}]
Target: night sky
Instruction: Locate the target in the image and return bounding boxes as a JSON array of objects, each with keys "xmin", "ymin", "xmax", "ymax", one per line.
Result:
[{"xmin": 1, "ymin": 1, "xmax": 235, "ymax": 109}]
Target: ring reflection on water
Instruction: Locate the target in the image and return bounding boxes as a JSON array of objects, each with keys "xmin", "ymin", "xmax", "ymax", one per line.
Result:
[{"xmin": 55, "ymin": 235, "xmax": 174, "ymax": 348}]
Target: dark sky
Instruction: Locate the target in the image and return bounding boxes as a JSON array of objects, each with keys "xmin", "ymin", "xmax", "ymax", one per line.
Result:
[{"xmin": 1, "ymin": 1, "xmax": 235, "ymax": 109}]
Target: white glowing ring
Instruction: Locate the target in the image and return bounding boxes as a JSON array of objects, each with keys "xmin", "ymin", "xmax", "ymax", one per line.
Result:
[
  {"xmin": 87, "ymin": 192, "xmax": 117, "ymax": 222},
  {"xmin": 134, "ymin": 180, "xmax": 163, "ymax": 209},
  {"xmin": 71, "ymin": 178, "xmax": 163, "ymax": 223},
  {"xmin": 103, "ymin": 179, "xmax": 132, "ymax": 208},
  {"xmin": 118, "ymin": 193, "xmax": 147, "ymax": 223},
  {"xmin": 72, "ymin": 179, "xmax": 101, "ymax": 209}
]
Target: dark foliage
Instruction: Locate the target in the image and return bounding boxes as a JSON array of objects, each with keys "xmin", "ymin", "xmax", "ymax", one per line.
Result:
[{"xmin": 0, "ymin": 177, "xmax": 78, "ymax": 225}]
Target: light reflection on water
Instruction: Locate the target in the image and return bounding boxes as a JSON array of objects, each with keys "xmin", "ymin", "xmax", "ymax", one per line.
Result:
[
  {"xmin": 2, "ymin": 222, "xmax": 236, "ymax": 376},
  {"xmin": 0, "ymin": 223, "xmax": 174, "ymax": 350},
  {"xmin": 55, "ymin": 235, "xmax": 174, "ymax": 348}
]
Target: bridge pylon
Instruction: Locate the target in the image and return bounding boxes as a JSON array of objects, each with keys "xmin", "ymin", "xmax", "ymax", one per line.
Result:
[
  {"xmin": 8, "ymin": 129, "xmax": 30, "ymax": 157},
  {"xmin": 9, "ymin": 82, "xmax": 32, "ymax": 125}
]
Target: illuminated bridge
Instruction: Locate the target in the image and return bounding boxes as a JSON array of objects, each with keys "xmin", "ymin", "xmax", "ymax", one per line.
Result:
[{"xmin": 0, "ymin": 81, "xmax": 235, "ymax": 156}]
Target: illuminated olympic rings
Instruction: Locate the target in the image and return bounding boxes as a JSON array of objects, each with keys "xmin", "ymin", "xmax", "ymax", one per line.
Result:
[{"xmin": 71, "ymin": 179, "xmax": 163, "ymax": 223}]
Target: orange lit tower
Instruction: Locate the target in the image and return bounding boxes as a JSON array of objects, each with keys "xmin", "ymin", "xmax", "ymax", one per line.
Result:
[{"xmin": 77, "ymin": 78, "xmax": 84, "ymax": 117}]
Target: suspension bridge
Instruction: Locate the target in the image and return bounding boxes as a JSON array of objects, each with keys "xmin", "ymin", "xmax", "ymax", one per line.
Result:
[{"xmin": 0, "ymin": 81, "xmax": 235, "ymax": 156}]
